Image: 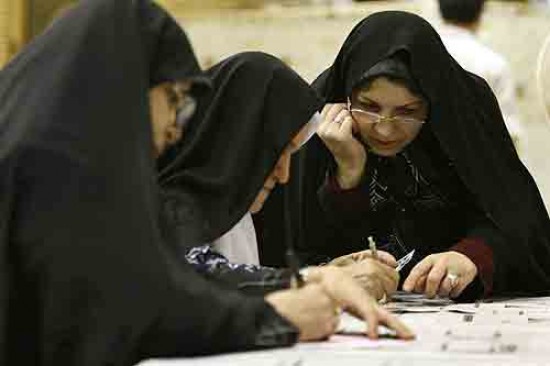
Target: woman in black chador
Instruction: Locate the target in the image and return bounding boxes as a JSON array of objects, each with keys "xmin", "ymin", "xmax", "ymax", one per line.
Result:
[{"xmin": 285, "ymin": 11, "xmax": 550, "ymax": 301}]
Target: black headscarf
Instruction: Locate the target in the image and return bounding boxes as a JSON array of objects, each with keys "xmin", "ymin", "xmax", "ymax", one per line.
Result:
[
  {"xmin": 354, "ymin": 54, "xmax": 424, "ymax": 99},
  {"xmin": 0, "ymin": 2, "xmax": 291, "ymax": 365},
  {"xmin": 301, "ymin": 11, "xmax": 550, "ymax": 295},
  {"xmin": 158, "ymin": 52, "xmax": 323, "ymax": 251}
]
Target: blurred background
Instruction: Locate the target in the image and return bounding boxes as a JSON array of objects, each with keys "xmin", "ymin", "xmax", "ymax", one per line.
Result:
[{"xmin": 1, "ymin": 0, "xmax": 550, "ymax": 207}]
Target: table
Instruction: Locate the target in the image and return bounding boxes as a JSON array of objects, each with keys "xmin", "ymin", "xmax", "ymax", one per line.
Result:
[{"xmin": 140, "ymin": 293, "xmax": 550, "ymax": 365}]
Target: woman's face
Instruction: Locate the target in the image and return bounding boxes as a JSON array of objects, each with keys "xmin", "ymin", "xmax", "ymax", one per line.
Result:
[
  {"xmin": 249, "ymin": 124, "xmax": 312, "ymax": 214},
  {"xmin": 149, "ymin": 81, "xmax": 193, "ymax": 157},
  {"xmin": 350, "ymin": 77, "xmax": 428, "ymax": 157}
]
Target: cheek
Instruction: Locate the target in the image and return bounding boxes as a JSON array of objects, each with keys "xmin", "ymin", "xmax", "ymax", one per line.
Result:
[
  {"xmin": 402, "ymin": 124, "xmax": 423, "ymax": 143},
  {"xmin": 391, "ymin": 125, "xmax": 423, "ymax": 153},
  {"xmin": 358, "ymin": 123, "xmax": 405, "ymax": 142},
  {"xmin": 357, "ymin": 123, "xmax": 375, "ymax": 141},
  {"xmin": 152, "ymin": 97, "xmax": 173, "ymax": 129}
]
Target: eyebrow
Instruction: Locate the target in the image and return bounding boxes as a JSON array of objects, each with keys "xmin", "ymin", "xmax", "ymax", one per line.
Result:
[
  {"xmin": 356, "ymin": 96, "xmax": 424, "ymax": 108},
  {"xmin": 398, "ymin": 101, "xmax": 424, "ymax": 108}
]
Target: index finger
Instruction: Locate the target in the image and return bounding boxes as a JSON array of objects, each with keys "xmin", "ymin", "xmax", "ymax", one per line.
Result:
[
  {"xmin": 321, "ymin": 270, "xmax": 381, "ymax": 338},
  {"xmin": 320, "ymin": 103, "xmax": 335, "ymax": 119},
  {"xmin": 359, "ymin": 297, "xmax": 380, "ymax": 339},
  {"xmin": 322, "ymin": 103, "xmax": 346, "ymax": 122},
  {"xmin": 377, "ymin": 251, "xmax": 398, "ymax": 268},
  {"xmin": 352, "ymin": 250, "xmax": 398, "ymax": 267},
  {"xmin": 424, "ymin": 259, "xmax": 447, "ymax": 298},
  {"xmin": 353, "ymin": 293, "xmax": 413, "ymax": 340},
  {"xmin": 318, "ymin": 104, "xmax": 345, "ymax": 135},
  {"xmin": 376, "ymin": 307, "xmax": 415, "ymax": 340},
  {"xmin": 403, "ymin": 256, "xmax": 435, "ymax": 292}
]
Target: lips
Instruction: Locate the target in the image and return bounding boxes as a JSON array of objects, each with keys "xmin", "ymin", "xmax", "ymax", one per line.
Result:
[{"xmin": 372, "ymin": 138, "xmax": 398, "ymax": 147}]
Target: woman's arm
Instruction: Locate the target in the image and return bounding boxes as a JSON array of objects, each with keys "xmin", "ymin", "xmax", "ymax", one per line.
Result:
[{"xmin": 185, "ymin": 245, "xmax": 293, "ymax": 296}]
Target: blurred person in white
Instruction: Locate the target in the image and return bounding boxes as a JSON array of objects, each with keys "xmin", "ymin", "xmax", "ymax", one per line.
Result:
[
  {"xmin": 310, "ymin": 0, "xmax": 353, "ymax": 7},
  {"xmin": 537, "ymin": 31, "xmax": 550, "ymax": 122},
  {"xmin": 438, "ymin": 0, "xmax": 526, "ymax": 154}
]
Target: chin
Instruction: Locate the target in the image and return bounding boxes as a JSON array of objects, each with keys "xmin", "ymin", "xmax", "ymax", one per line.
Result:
[
  {"xmin": 371, "ymin": 147, "xmax": 402, "ymax": 157},
  {"xmin": 249, "ymin": 202, "xmax": 263, "ymax": 214}
]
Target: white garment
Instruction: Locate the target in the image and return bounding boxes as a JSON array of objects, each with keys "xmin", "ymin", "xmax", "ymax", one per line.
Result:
[
  {"xmin": 211, "ymin": 213, "xmax": 260, "ymax": 265},
  {"xmin": 438, "ymin": 24, "xmax": 526, "ymax": 151}
]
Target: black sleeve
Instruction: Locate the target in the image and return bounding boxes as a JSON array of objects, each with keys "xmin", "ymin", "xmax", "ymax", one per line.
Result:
[
  {"xmin": 317, "ymin": 165, "xmax": 375, "ymax": 228},
  {"xmin": 7, "ymin": 150, "xmax": 297, "ymax": 366}
]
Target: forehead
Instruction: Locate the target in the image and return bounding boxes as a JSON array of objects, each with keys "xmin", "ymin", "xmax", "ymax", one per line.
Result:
[{"xmin": 355, "ymin": 77, "xmax": 424, "ymax": 105}]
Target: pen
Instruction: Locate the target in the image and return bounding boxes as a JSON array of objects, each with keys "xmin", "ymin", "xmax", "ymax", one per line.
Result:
[
  {"xmin": 368, "ymin": 236, "xmax": 378, "ymax": 261},
  {"xmin": 367, "ymin": 236, "xmax": 387, "ymax": 304}
]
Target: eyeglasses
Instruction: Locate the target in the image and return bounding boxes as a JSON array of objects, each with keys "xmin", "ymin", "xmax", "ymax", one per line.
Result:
[
  {"xmin": 164, "ymin": 83, "xmax": 198, "ymax": 129},
  {"xmin": 348, "ymin": 108, "xmax": 425, "ymax": 126},
  {"xmin": 347, "ymin": 97, "xmax": 426, "ymax": 126}
]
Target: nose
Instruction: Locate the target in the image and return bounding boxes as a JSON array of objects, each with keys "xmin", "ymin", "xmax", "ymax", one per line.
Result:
[
  {"xmin": 274, "ymin": 152, "xmax": 291, "ymax": 184},
  {"xmin": 372, "ymin": 116, "xmax": 397, "ymax": 138}
]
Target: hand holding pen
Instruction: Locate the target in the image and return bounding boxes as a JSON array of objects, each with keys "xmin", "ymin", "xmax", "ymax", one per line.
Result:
[{"xmin": 328, "ymin": 237, "xmax": 415, "ymax": 301}]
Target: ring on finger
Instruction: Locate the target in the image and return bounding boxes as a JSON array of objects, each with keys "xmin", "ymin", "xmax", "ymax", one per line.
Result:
[{"xmin": 446, "ymin": 273, "xmax": 459, "ymax": 288}]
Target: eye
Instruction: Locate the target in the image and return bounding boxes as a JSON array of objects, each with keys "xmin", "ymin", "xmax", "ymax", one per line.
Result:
[
  {"xmin": 358, "ymin": 101, "xmax": 381, "ymax": 112},
  {"xmin": 395, "ymin": 107, "xmax": 416, "ymax": 115},
  {"xmin": 164, "ymin": 85, "xmax": 180, "ymax": 107}
]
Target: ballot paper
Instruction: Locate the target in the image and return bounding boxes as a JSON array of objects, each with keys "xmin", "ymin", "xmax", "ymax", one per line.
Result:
[
  {"xmin": 391, "ymin": 292, "xmax": 454, "ymax": 306},
  {"xmin": 139, "ymin": 295, "xmax": 550, "ymax": 366},
  {"xmin": 337, "ymin": 312, "xmax": 397, "ymax": 336},
  {"xmin": 386, "ymin": 292, "xmax": 453, "ymax": 313}
]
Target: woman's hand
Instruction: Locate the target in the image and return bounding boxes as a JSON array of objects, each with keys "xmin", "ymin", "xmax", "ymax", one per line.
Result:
[
  {"xmin": 402, "ymin": 251, "xmax": 478, "ymax": 299},
  {"xmin": 266, "ymin": 284, "xmax": 340, "ymax": 342},
  {"xmin": 341, "ymin": 260, "xmax": 399, "ymax": 301},
  {"xmin": 330, "ymin": 250, "xmax": 399, "ymax": 300},
  {"xmin": 317, "ymin": 103, "xmax": 367, "ymax": 189},
  {"xmin": 330, "ymin": 249, "xmax": 398, "ymax": 268},
  {"xmin": 304, "ymin": 266, "xmax": 414, "ymax": 340}
]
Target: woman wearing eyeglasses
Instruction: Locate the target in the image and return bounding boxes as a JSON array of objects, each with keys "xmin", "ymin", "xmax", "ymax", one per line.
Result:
[{"xmin": 294, "ymin": 11, "xmax": 550, "ymax": 301}]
